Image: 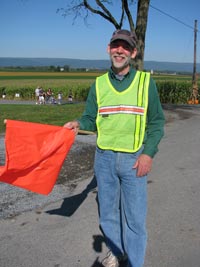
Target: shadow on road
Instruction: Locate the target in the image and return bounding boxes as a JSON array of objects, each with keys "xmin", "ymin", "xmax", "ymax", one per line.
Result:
[{"xmin": 46, "ymin": 176, "xmax": 97, "ymax": 217}]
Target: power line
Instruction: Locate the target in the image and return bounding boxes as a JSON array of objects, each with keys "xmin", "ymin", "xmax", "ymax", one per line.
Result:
[{"xmin": 149, "ymin": 4, "xmax": 196, "ymax": 31}]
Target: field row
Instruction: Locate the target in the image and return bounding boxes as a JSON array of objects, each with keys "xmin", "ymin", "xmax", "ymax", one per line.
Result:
[
  {"xmin": 0, "ymin": 71, "xmax": 193, "ymax": 81},
  {"xmin": 0, "ymin": 71, "xmax": 103, "ymax": 80}
]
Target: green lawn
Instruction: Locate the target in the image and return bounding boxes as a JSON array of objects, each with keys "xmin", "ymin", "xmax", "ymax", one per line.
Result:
[{"xmin": 0, "ymin": 103, "xmax": 85, "ymax": 133}]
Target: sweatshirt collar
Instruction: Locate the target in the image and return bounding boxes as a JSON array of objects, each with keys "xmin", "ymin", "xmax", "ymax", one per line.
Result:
[{"xmin": 109, "ymin": 66, "xmax": 133, "ymax": 81}]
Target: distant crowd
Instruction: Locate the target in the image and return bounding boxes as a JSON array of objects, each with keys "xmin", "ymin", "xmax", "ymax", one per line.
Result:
[{"xmin": 35, "ymin": 86, "xmax": 73, "ymax": 105}]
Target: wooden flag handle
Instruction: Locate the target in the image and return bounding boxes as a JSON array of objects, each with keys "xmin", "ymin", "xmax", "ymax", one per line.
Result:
[{"xmin": 78, "ymin": 129, "xmax": 96, "ymax": 135}]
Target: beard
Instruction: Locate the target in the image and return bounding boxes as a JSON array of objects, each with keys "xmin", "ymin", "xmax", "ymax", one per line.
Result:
[{"xmin": 110, "ymin": 53, "xmax": 132, "ymax": 71}]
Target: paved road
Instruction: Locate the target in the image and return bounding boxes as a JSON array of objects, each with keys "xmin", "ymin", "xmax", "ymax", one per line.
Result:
[
  {"xmin": 0, "ymin": 105, "xmax": 200, "ymax": 267},
  {"xmin": 0, "ymin": 99, "xmax": 36, "ymax": 105}
]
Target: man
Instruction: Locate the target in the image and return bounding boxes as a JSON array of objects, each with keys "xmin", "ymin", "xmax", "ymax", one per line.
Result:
[
  {"xmin": 64, "ymin": 29, "xmax": 165, "ymax": 267},
  {"xmin": 35, "ymin": 86, "xmax": 40, "ymax": 104}
]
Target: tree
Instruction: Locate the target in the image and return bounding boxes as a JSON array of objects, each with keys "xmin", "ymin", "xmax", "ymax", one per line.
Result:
[{"xmin": 58, "ymin": 0, "xmax": 150, "ymax": 70}]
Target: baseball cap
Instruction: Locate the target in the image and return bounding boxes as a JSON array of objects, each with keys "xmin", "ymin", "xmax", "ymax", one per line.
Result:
[{"xmin": 110, "ymin": 29, "xmax": 137, "ymax": 48}]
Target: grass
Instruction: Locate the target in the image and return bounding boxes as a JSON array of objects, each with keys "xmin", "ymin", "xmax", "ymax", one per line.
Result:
[
  {"xmin": 0, "ymin": 103, "xmax": 85, "ymax": 133},
  {"xmin": 0, "ymin": 75, "xmax": 99, "ymax": 80},
  {"xmin": 0, "ymin": 71, "xmax": 104, "ymax": 80},
  {"xmin": 153, "ymin": 74, "xmax": 192, "ymax": 82}
]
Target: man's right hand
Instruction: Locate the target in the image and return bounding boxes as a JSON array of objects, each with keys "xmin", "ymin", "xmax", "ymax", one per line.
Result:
[{"xmin": 64, "ymin": 121, "xmax": 80, "ymax": 135}]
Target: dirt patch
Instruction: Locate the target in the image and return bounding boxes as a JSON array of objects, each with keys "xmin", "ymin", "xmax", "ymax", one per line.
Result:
[{"xmin": 58, "ymin": 141, "xmax": 96, "ymax": 185}]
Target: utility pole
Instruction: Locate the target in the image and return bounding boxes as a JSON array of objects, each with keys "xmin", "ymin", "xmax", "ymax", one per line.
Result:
[{"xmin": 192, "ymin": 19, "xmax": 198, "ymax": 103}]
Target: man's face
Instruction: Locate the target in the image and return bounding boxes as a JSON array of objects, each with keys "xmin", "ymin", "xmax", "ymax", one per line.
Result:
[{"xmin": 107, "ymin": 40, "xmax": 137, "ymax": 72}]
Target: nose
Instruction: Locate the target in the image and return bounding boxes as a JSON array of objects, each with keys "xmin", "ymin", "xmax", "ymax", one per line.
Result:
[{"xmin": 116, "ymin": 45, "xmax": 124, "ymax": 53}]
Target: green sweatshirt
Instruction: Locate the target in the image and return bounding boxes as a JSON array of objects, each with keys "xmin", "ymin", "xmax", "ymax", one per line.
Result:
[{"xmin": 78, "ymin": 67, "xmax": 165, "ymax": 158}]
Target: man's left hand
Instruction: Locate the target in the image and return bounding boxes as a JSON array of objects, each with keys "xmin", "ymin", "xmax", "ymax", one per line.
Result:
[{"xmin": 133, "ymin": 154, "xmax": 153, "ymax": 177}]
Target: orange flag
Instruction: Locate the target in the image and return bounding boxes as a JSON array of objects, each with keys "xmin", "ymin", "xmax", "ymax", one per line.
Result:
[{"xmin": 0, "ymin": 120, "xmax": 75, "ymax": 195}]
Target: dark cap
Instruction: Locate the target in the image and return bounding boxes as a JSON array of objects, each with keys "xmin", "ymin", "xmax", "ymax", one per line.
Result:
[{"xmin": 110, "ymin": 29, "xmax": 137, "ymax": 48}]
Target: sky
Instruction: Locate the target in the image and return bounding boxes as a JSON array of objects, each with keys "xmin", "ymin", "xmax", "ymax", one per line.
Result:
[{"xmin": 1, "ymin": 0, "xmax": 200, "ymax": 63}]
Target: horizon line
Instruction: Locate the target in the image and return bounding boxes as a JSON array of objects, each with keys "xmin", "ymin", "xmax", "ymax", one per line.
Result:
[{"xmin": 0, "ymin": 56, "xmax": 197, "ymax": 64}]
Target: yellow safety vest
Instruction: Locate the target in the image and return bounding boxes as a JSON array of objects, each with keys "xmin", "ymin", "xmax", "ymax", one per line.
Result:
[{"xmin": 96, "ymin": 71, "xmax": 150, "ymax": 153}]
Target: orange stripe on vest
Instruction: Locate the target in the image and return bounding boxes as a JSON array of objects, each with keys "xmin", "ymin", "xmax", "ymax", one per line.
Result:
[{"xmin": 99, "ymin": 105, "xmax": 145, "ymax": 115}]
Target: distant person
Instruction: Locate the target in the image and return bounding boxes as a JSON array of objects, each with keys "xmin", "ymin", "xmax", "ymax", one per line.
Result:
[
  {"xmin": 57, "ymin": 92, "xmax": 63, "ymax": 105},
  {"xmin": 46, "ymin": 88, "xmax": 53, "ymax": 103},
  {"xmin": 64, "ymin": 29, "xmax": 165, "ymax": 267},
  {"xmin": 39, "ymin": 87, "xmax": 45, "ymax": 104},
  {"xmin": 35, "ymin": 86, "xmax": 40, "ymax": 104},
  {"xmin": 2, "ymin": 89, "xmax": 6, "ymax": 99},
  {"xmin": 68, "ymin": 90, "xmax": 73, "ymax": 103}
]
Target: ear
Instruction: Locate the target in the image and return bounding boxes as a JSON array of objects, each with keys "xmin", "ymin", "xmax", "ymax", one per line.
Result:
[
  {"xmin": 131, "ymin": 48, "xmax": 137, "ymax": 59},
  {"xmin": 107, "ymin": 44, "xmax": 111, "ymax": 54}
]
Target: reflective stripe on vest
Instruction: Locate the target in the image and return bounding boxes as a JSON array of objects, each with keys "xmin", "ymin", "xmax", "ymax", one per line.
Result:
[
  {"xmin": 99, "ymin": 105, "xmax": 145, "ymax": 115},
  {"xmin": 96, "ymin": 71, "xmax": 150, "ymax": 153}
]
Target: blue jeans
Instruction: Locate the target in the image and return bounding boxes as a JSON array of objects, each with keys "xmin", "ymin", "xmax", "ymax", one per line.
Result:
[{"xmin": 94, "ymin": 147, "xmax": 147, "ymax": 267}]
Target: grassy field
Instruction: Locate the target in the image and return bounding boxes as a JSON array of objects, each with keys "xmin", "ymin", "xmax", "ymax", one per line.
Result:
[
  {"xmin": 0, "ymin": 70, "xmax": 193, "ymax": 81},
  {"xmin": 0, "ymin": 71, "xmax": 102, "ymax": 100},
  {"xmin": 0, "ymin": 73, "xmax": 94, "ymax": 134},
  {"xmin": 0, "ymin": 78, "xmax": 93, "ymax": 91},
  {"xmin": 0, "ymin": 71, "xmax": 103, "ymax": 80},
  {"xmin": 153, "ymin": 73, "xmax": 193, "ymax": 82},
  {"xmin": 0, "ymin": 71, "xmax": 193, "ymax": 94},
  {"xmin": 0, "ymin": 71, "xmax": 196, "ymax": 134},
  {"xmin": 0, "ymin": 103, "xmax": 85, "ymax": 133}
]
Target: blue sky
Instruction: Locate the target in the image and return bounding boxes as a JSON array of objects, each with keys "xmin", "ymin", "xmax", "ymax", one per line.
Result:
[{"xmin": 1, "ymin": 0, "xmax": 200, "ymax": 63}]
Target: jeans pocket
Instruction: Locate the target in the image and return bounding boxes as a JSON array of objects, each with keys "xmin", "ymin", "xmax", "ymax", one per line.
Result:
[{"xmin": 96, "ymin": 146, "xmax": 105, "ymax": 154}]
